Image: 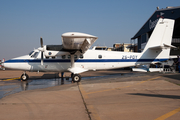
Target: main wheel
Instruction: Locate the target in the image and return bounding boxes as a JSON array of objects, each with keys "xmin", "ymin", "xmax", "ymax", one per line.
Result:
[
  {"xmin": 72, "ymin": 74, "xmax": 81, "ymax": 82},
  {"xmin": 21, "ymin": 74, "xmax": 29, "ymax": 81}
]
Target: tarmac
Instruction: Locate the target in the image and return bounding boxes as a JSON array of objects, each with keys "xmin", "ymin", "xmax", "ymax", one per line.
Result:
[{"xmin": 0, "ymin": 70, "xmax": 180, "ymax": 120}]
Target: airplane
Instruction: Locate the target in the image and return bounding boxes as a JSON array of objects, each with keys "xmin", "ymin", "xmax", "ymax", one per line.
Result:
[{"xmin": 1, "ymin": 18, "xmax": 176, "ymax": 82}]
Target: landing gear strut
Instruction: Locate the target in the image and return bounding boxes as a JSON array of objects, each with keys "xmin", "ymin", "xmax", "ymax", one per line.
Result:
[
  {"xmin": 72, "ymin": 74, "xmax": 81, "ymax": 82},
  {"xmin": 61, "ymin": 72, "xmax": 64, "ymax": 85},
  {"xmin": 21, "ymin": 72, "xmax": 29, "ymax": 81}
]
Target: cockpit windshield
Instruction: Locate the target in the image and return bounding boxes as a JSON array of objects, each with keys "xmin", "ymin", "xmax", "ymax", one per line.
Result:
[
  {"xmin": 31, "ymin": 52, "xmax": 39, "ymax": 58},
  {"xmin": 29, "ymin": 51, "xmax": 34, "ymax": 56},
  {"xmin": 29, "ymin": 51, "xmax": 39, "ymax": 58}
]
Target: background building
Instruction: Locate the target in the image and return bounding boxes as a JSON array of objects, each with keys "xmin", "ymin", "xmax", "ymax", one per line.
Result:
[
  {"xmin": 113, "ymin": 43, "xmax": 135, "ymax": 52},
  {"xmin": 131, "ymin": 6, "xmax": 180, "ymax": 55}
]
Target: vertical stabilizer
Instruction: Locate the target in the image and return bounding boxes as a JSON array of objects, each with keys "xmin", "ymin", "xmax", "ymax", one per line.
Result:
[{"xmin": 141, "ymin": 18, "xmax": 175, "ymax": 60}]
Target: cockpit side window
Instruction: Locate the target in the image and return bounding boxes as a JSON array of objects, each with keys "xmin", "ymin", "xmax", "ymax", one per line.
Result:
[
  {"xmin": 29, "ymin": 51, "xmax": 34, "ymax": 56},
  {"xmin": 32, "ymin": 52, "xmax": 39, "ymax": 58}
]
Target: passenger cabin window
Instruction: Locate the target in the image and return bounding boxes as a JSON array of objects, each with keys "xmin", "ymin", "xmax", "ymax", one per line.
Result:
[
  {"xmin": 80, "ymin": 54, "xmax": 83, "ymax": 59},
  {"xmin": 68, "ymin": 55, "xmax": 71, "ymax": 59},
  {"xmin": 62, "ymin": 55, "xmax": 66, "ymax": 59},
  {"xmin": 98, "ymin": 55, "xmax": 102, "ymax": 59},
  {"xmin": 74, "ymin": 55, "xmax": 77, "ymax": 59}
]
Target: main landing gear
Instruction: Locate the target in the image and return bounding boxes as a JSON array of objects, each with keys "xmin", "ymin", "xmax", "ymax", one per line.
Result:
[
  {"xmin": 21, "ymin": 72, "xmax": 29, "ymax": 81},
  {"xmin": 71, "ymin": 73, "xmax": 81, "ymax": 82},
  {"xmin": 20, "ymin": 72, "xmax": 81, "ymax": 82}
]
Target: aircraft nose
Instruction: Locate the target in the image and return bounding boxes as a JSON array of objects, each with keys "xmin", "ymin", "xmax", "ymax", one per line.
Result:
[
  {"xmin": 3, "ymin": 59, "xmax": 12, "ymax": 69},
  {"xmin": 3, "ymin": 61, "xmax": 8, "ymax": 69}
]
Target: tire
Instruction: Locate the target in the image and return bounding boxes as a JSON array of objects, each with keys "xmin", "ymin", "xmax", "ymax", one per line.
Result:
[
  {"xmin": 21, "ymin": 74, "xmax": 29, "ymax": 81},
  {"xmin": 72, "ymin": 74, "xmax": 81, "ymax": 82}
]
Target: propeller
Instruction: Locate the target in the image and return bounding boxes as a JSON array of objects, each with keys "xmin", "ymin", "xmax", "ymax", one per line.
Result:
[
  {"xmin": 40, "ymin": 37, "xmax": 43, "ymax": 47},
  {"xmin": 40, "ymin": 37, "xmax": 44, "ymax": 65},
  {"xmin": 0, "ymin": 58, "xmax": 5, "ymax": 70}
]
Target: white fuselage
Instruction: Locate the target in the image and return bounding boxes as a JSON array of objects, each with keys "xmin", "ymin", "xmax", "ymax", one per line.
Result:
[
  {"xmin": 4, "ymin": 18, "xmax": 174, "ymax": 75},
  {"xmin": 4, "ymin": 49, "xmax": 166, "ymax": 73}
]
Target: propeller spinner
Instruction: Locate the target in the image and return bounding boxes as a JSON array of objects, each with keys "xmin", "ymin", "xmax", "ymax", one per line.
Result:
[{"xmin": 0, "ymin": 58, "xmax": 5, "ymax": 70}]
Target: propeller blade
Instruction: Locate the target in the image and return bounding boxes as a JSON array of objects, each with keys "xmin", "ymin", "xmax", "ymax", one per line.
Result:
[
  {"xmin": 40, "ymin": 37, "xmax": 43, "ymax": 47},
  {"xmin": 2, "ymin": 58, "xmax": 5, "ymax": 63},
  {"xmin": 41, "ymin": 51, "xmax": 43, "ymax": 65},
  {"xmin": 40, "ymin": 37, "xmax": 44, "ymax": 65}
]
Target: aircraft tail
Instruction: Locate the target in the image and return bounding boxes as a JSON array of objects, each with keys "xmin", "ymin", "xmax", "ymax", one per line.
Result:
[{"xmin": 140, "ymin": 18, "xmax": 175, "ymax": 62}]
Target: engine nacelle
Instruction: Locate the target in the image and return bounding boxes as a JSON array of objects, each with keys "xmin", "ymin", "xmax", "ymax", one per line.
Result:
[{"xmin": 61, "ymin": 32, "xmax": 98, "ymax": 50}]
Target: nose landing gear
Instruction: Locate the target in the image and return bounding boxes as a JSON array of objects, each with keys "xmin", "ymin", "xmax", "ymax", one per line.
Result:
[{"xmin": 21, "ymin": 72, "xmax": 29, "ymax": 81}]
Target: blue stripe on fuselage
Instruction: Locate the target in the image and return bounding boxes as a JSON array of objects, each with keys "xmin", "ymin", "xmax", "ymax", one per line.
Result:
[
  {"xmin": 4, "ymin": 58, "xmax": 168, "ymax": 63},
  {"xmin": 5, "ymin": 59, "xmax": 71, "ymax": 63}
]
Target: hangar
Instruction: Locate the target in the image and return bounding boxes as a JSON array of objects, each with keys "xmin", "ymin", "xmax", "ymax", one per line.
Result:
[{"xmin": 131, "ymin": 6, "xmax": 180, "ymax": 55}]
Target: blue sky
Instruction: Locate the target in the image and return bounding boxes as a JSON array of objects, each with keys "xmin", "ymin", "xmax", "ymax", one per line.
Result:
[{"xmin": 0, "ymin": 0, "xmax": 179, "ymax": 60}]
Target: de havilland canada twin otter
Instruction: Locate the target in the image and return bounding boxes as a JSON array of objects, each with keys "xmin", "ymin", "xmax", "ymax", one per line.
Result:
[{"xmin": 2, "ymin": 18, "xmax": 176, "ymax": 82}]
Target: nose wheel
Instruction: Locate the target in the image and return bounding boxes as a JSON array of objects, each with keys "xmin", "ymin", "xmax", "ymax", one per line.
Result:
[
  {"xmin": 21, "ymin": 73, "xmax": 29, "ymax": 81},
  {"xmin": 72, "ymin": 74, "xmax": 81, "ymax": 82}
]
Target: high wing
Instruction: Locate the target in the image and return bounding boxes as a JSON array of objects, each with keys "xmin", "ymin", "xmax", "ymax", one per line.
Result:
[{"xmin": 61, "ymin": 32, "xmax": 98, "ymax": 53}]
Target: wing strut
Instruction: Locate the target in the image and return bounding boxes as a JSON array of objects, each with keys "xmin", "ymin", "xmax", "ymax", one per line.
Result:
[
  {"xmin": 70, "ymin": 54, "xmax": 74, "ymax": 68},
  {"xmin": 68, "ymin": 54, "xmax": 88, "ymax": 74}
]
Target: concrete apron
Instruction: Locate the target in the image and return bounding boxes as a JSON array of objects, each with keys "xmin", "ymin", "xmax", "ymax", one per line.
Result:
[
  {"xmin": 0, "ymin": 83, "xmax": 89, "ymax": 120},
  {"xmin": 0, "ymin": 74, "xmax": 180, "ymax": 120},
  {"xmin": 79, "ymin": 75, "xmax": 180, "ymax": 120}
]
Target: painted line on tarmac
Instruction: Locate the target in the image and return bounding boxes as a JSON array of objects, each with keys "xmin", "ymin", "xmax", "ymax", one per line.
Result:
[
  {"xmin": 2, "ymin": 77, "xmax": 20, "ymax": 81},
  {"xmin": 86, "ymin": 76, "xmax": 162, "ymax": 95},
  {"xmin": 78, "ymin": 82, "xmax": 89, "ymax": 99},
  {"xmin": 155, "ymin": 107, "xmax": 180, "ymax": 120},
  {"xmin": 78, "ymin": 82, "xmax": 101, "ymax": 120}
]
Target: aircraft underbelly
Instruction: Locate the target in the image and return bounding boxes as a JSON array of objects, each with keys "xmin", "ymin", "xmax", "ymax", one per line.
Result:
[
  {"xmin": 33, "ymin": 62, "xmax": 71, "ymax": 72},
  {"xmin": 95, "ymin": 62, "xmax": 136, "ymax": 70},
  {"xmin": 76, "ymin": 61, "xmax": 136, "ymax": 70},
  {"xmin": 5, "ymin": 62, "xmax": 70, "ymax": 72}
]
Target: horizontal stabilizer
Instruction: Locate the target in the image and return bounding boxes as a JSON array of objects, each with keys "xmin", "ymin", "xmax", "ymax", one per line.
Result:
[
  {"xmin": 149, "ymin": 45, "xmax": 164, "ymax": 49},
  {"xmin": 163, "ymin": 43, "xmax": 176, "ymax": 48},
  {"xmin": 149, "ymin": 43, "xmax": 176, "ymax": 49},
  {"xmin": 68, "ymin": 67, "xmax": 88, "ymax": 74}
]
